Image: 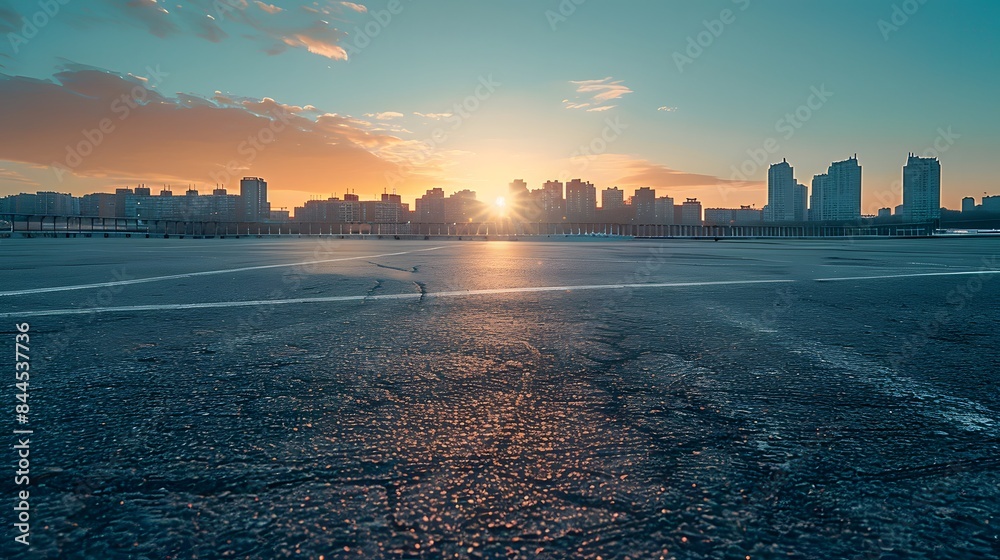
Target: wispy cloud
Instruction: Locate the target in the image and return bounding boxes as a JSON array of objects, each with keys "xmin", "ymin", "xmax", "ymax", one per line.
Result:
[
  {"xmin": 0, "ymin": 167, "xmax": 38, "ymax": 187},
  {"xmin": 560, "ymin": 153, "xmax": 763, "ymax": 206},
  {"xmin": 45, "ymin": 0, "xmax": 365, "ymax": 62},
  {"xmin": 364, "ymin": 111, "xmax": 404, "ymax": 120},
  {"xmin": 254, "ymin": 1, "xmax": 283, "ymax": 15},
  {"xmin": 281, "ymin": 25, "xmax": 348, "ymax": 61},
  {"xmin": 413, "ymin": 112, "xmax": 453, "ymax": 120},
  {"xmin": 340, "ymin": 2, "xmax": 367, "ymax": 13},
  {"xmin": 657, "ymin": 106, "xmax": 678, "ymax": 112},
  {"xmin": 564, "ymin": 77, "xmax": 633, "ymax": 111}
]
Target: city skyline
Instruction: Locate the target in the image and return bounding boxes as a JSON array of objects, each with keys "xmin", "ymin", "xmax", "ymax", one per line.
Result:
[
  {"xmin": 10, "ymin": 153, "xmax": 1000, "ymax": 229},
  {"xmin": 0, "ymin": 1, "xmax": 997, "ymax": 213}
]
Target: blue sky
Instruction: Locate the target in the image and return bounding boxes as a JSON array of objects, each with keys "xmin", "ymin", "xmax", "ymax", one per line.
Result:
[{"xmin": 0, "ymin": 0, "xmax": 997, "ymax": 211}]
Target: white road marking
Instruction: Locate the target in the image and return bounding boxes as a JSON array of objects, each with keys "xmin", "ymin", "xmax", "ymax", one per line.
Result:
[
  {"xmin": 0, "ymin": 247, "xmax": 446, "ymax": 297},
  {"xmin": 0, "ymin": 279, "xmax": 794, "ymax": 318},
  {"xmin": 6, "ymin": 261, "xmax": 999, "ymax": 318},
  {"xmin": 815, "ymin": 270, "xmax": 1000, "ymax": 282},
  {"xmin": 715, "ymin": 306, "xmax": 997, "ymax": 434}
]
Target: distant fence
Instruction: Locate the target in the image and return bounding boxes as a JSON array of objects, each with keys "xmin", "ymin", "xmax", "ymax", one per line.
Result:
[{"xmin": 0, "ymin": 213, "xmax": 941, "ymax": 238}]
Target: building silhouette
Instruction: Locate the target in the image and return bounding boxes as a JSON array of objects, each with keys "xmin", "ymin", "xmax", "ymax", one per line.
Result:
[
  {"xmin": 812, "ymin": 156, "xmax": 862, "ymax": 221},
  {"xmin": 565, "ymin": 179, "xmax": 596, "ymax": 222},
  {"xmin": 444, "ymin": 189, "xmax": 480, "ymax": 223},
  {"xmin": 705, "ymin": 205, "xmax": 763, "ymax": 226},
  {"xmin": 1, "ymin": 191, "xmax": 80, "ymax": 215},
  {"xmin": 654, "ymin": 195, "xmax": 676, "ymax": 225},
  {"xmin": 507, "ymin": 180, "xmax": 530, "ymax": 218},
  {"xmin": 680, "ymin": 198, "xmax": 703, "ymax": 226},
  {"xmin": 540, "ymin": 180, "xmax": 564, "ymax": 222},
  {"xmin": 415, "ymin": 188, "xmax": 446, "ymax": 223},
  {"xmin": 765, "ymin": 159, "xmax": 797, "ymax": 222},
  {"xmin": 239, "ymin": 177, "xmax": 270, "ymax": 221},
  {"xmin": 632, "ymin": 187, "xmax": 656, "ymax": 223},
  {"xmin": 902, "ymin": 154, "xmax": 941, "ymax": 223},
  {"xmin": 601, "ymin": 187, "xmax": 626, "ymax": 223},
  {"xmin": 794, "ymin": 182, "xmax": 808, "ymax": 222}
]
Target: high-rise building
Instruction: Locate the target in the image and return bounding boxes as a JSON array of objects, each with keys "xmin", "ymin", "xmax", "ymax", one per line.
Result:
[
  {"xmin": 80, "ymin": 193, "xmax": 120, "ymax": 217},
  {"xmin": 810, "ymin": 174, "xmax": 827, "ymax": 221},
  {"xmin": 239, "ymin": 177, "xmax": 269, "ymax": 221},
  {"xmin": 602, "ymin": 187, "xmax": 624, "ymax": 211},
  {"xmin": 766, "ymin": 159, "xmax": 796, "ymax": 222},
  {"xmin": 415, "ymin": 188, "xmax": 446, "ymax": 223},
  {"xmin": 681, "ymin": 198, "xmax": 702, "ymax": 226},
  {"xmin": 811, "ymin": 156, "xmax": 862, "ymax": 221},
  {"xmin": 508, "ymin": 180, "xmax": 530, "ymax": 217},
  {"xmin": 654, "ymin": 195, "xmax": 675, "ymax": 225},
  {"xmin": 632, "ymin": 187, "xmax": 656, "ymax": 223},
  {"xmin": 961, "ymin": 197, "xmax": 977, "ymax": 213},
  {"xmin": 565, "ymin": 179, "xmax": 596, "ymax": 222},
  {"xmin": 294, "ymin": 198, "xmax": 340, "ymax": 222},
  {"xmin": 0, "ymin": 191, "xmax": 80, "ymax": 215},
  {"xmin": 794, "ymin": 183, "xmax": 808, "ymax": 222},
  {"xmin": 444, "ymin": 190, "xmax": 480, "ymax": 223},
  {"xmin": 902, "ymin": 154, "xmax": 941, "ymax": 223},
  {"xmin": 124, "ymin": 187, "xmax": 239, "ymax": 220},
  {"xmin": 541, "ymin": 180, "xmax": 564, "ymax": 222},
  {"xmin": 601, "ymin": 187, "xmax": 625, "ymax": 223},
  {"xmin": 377, "ymin": 192, "xmax": 405, "ymax": 223}
]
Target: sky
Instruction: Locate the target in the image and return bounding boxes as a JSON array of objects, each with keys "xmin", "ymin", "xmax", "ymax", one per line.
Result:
[{"xmin": 0, "ymin": 0, "xmax": 997, "ymax": 213}]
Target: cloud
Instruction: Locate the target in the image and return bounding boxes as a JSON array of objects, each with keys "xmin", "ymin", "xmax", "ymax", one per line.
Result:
[
  {"xmin": 586, "ymin": 105, "xmax": 616, "ymax": 112},
  {"xmin": 563, "ymin": 154, "xmax": 763, "ymax": 207},
  {"xmin": 363, "ymin": 111, "xmax": 404, "ymax": 120},
  {"xmin": 657, "ymin": 106, "xmax": 678, "ymax": 112},
  {"xmin": 254, "ymin": 1, "xmax": 283, "ymax": 14},
  {"xmin": 340, "ymin": 2, "xmax": 368, "ymax": 13},
  {"xmin": 0, "ymin": 167, "xmax": 38, "ymax": 187},
  {"xmin": 282, "ymin": 32, "xmax": 348, "ymax": 60},
  {"xmin": 414, "ymin": 112, "xmax": 454, "ymax": 120},
  {"xmin": 0, "ymin": 68, "xmax": 446, "ymax": 199},
  {"xmin": 564, "ymin": 77, "xmax": 633, "ymax": 111},
  {"xmin": 38, "ymin": 0, "xmax": 366, "ymax": 62},
  {"xmin": 612, "ymin": 157, "xmax": 750, "ymax": 189}
]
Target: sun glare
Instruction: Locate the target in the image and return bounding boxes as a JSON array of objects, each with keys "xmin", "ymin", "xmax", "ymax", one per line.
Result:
[{"xmin": 495, "ymin": 196, "xmax": 506, "ymax": 208}]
